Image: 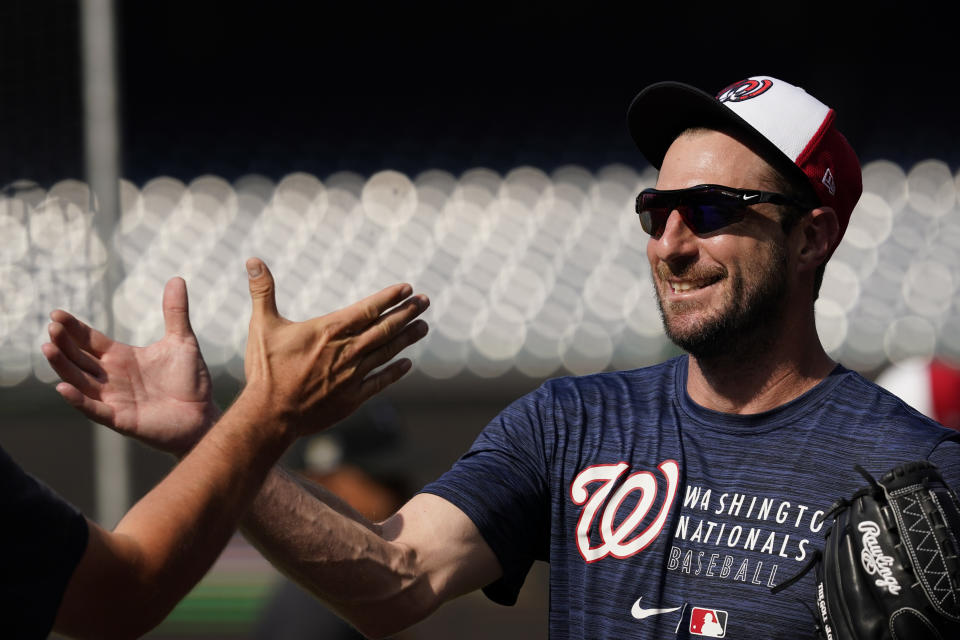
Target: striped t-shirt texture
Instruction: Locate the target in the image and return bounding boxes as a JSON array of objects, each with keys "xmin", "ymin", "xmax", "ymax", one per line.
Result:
[{"xmin": 422, "ymin": 355, "xmax": 960, "ymax": 639}]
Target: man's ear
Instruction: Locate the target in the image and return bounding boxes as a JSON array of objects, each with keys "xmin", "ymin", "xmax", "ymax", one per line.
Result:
[{"xmin": 796, "ymin": 206, "xmax": 839, "ymax": 272}]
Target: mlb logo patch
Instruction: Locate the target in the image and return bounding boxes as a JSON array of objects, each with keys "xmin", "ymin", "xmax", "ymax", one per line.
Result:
[{"xmin": 689, "ymin": 607, "xmax": 727, "ymax": 637}]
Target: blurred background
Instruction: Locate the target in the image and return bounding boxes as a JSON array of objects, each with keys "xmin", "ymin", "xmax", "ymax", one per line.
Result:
[{"xmin": 2, "ymin": 0, "xmax": 959, "ymax": 638}]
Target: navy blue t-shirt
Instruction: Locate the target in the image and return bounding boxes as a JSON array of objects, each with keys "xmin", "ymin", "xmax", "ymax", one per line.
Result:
[
  {"xmin": 422, "ymin": 356, "xmax": 960, "ymax": 639},
  {"xmin": 1, "ymin": 445, "xmax": 89, "ymax": 638}
]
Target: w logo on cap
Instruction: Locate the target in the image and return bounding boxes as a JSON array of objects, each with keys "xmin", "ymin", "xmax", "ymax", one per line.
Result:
[{"xmin": 716, "ymin": 78, "xmax": 773, "ymax": 103}]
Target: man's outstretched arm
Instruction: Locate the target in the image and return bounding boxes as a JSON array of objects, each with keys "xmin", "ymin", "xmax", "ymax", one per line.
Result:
[
  {"xmin": 240, "ymin": 468, "xmax": 503, "ymax": 639},
  {"xmin": 44, "ymin": 258, "xmax": 431, "ymax": 639}
]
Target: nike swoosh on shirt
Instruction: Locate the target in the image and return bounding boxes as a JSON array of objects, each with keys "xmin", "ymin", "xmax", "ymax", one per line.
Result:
[{"xmin": 631, "ymin": 596, "xmax": 681, "ymax": 620}]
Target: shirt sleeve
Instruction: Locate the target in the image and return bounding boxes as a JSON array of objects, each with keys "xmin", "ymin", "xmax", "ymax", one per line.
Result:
[
  {"xmin": 928, "ymin": 432, "xmax": 960, "ymax": 491},
  {"xmin": 419, "ymin": 382, "xmax": 554, "ymax": 606},
  {"xmin": 0, "ymin": 445, "xmax": 89, "ymax": 638}
]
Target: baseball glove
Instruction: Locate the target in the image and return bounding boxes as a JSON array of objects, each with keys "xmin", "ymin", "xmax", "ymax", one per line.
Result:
[{"xmin": 772, "ymin": 460, "xmax": 960, "ymax": 639}]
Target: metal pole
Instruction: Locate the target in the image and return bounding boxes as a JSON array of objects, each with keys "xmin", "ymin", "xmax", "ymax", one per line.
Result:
[{"xmin": 81, "ymin": 0, "xmax": 128, "ymax": 527}]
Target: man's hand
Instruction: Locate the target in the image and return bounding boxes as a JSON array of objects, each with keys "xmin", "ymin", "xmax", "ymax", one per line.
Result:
[
  {"xmin": 241, "ymin": 257, "xmax": 429, "ymax": 437},
  {"xmin": 43, "ymin": 277, "xmax": 217, "ymax": 455}
]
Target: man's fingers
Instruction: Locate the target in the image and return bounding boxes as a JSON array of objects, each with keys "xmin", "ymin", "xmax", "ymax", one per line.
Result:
[
  {"xmin": 357, "ymin": 319, "xmax": 429, "ymax": 378},
  {"xmin": 246, "ymin": 257, "xmax": 280, "ymax": 323},
  {"xmin": 41, "ymin": 341, "xmax": 104, "ymax": 398},
  {"xmin": 353, "ymin": 294, "xmax": 430, "ymax": 354},
  {"xmin": 333, "ymin": 283, "xmax": 416, "ymax": 334},
  {"xmin": 162, "ymin": 277, "xmax": 196, "ymax": 339},
  {"xmin": 49, "ymin": 309, "xmax": 114, "ymax": 357},
  {"xmin": 54, "ymin": 382, "xmax": 116, "ymax": 426},
  {"xmin": 358, "ymin": 358, "xmax": 413, "ymax": 399},
  {"xmin": 46, "ymin": 322, "xmax": 105, "ymax": 378}
]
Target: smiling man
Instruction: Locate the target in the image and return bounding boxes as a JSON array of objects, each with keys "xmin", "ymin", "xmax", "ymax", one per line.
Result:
[
  {"xmin": 48, "ymin": 77, "xmax": 960, "ymax": 639},
  {"xmin": 648, "ymin": 135, "xmax": 798, "ymax": 362},
  {"xmin": 641, "ymin": 126, "xmax": 834, "ymax": 411}
]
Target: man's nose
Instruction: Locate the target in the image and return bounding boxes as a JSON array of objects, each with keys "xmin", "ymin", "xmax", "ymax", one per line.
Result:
[{"xmin": 650, "ymin": 210, "xmax": 698, "ymax": 263}]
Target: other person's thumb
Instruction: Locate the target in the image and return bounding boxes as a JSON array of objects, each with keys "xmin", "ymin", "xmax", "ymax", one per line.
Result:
[{"xmin": 162, "ymin": 276, "xmax": 196, "ymax": 338}]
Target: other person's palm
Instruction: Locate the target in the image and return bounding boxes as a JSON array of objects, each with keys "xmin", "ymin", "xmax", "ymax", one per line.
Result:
[{"xmin": 43, "ymin": 277, "xmax": 218, "ymax": 455}]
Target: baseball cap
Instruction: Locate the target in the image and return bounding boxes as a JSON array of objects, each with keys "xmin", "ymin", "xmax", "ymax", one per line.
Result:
[{"xmin": 627, "ymin": 76, "xmax": 862, "ymax": 251}]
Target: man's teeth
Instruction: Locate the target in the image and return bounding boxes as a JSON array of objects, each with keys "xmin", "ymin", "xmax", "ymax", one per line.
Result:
[{"xmin": 672, "ymin": 282, "xmax": 707, "ymax": 292}]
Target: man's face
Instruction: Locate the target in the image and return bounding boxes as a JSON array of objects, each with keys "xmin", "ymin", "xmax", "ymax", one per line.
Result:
[{"xmin": 646, "ymin": 129, "xmax": 793, "ymax": 358}]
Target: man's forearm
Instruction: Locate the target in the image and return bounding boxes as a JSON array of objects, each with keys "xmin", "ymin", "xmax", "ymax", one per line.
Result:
[{"xmin": 240, "ymin": 467, "xmax": 435, "ymax": 638}]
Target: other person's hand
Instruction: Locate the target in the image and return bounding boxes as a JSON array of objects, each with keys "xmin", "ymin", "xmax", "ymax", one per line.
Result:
[{"xmin": 43, "ymin": 276, "xmax": 218, "ymax": 455}]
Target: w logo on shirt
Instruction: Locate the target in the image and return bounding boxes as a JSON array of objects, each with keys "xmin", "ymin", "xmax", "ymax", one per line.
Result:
[{"xmin": 570, "ymin": 459, "xmax": 680, "ymax": 562}]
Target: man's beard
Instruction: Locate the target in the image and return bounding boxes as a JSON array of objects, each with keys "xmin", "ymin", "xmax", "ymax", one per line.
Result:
[{"xmin": 655, "ymin": 242, "xmax": 790, "ymax": 360}]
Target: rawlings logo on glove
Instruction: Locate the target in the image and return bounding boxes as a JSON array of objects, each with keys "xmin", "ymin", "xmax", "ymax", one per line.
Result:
[{"xmin": 857, "ymin": 521, "xmax": 901, "ymax": 594}]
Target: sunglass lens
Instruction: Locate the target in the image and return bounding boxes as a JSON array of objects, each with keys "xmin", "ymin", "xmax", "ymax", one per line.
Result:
[
  {"xmin": 685, "ymin": 204, "xmax": 743, "ymax": 234},
  {"xmin": 638, "ymin": 208, "xmax": 669, "ymax": 237}
]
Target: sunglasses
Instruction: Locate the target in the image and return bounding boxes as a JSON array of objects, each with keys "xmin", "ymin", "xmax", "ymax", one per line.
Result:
[{"xmin": 635, "ymin": 184, "xmax": 809, "ymax": 238}]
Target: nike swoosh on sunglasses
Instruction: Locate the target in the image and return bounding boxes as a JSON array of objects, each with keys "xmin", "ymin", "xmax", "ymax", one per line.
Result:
[{"xmin": 635, "ymin": 183, "xmax": 810, "ymax": 237}]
